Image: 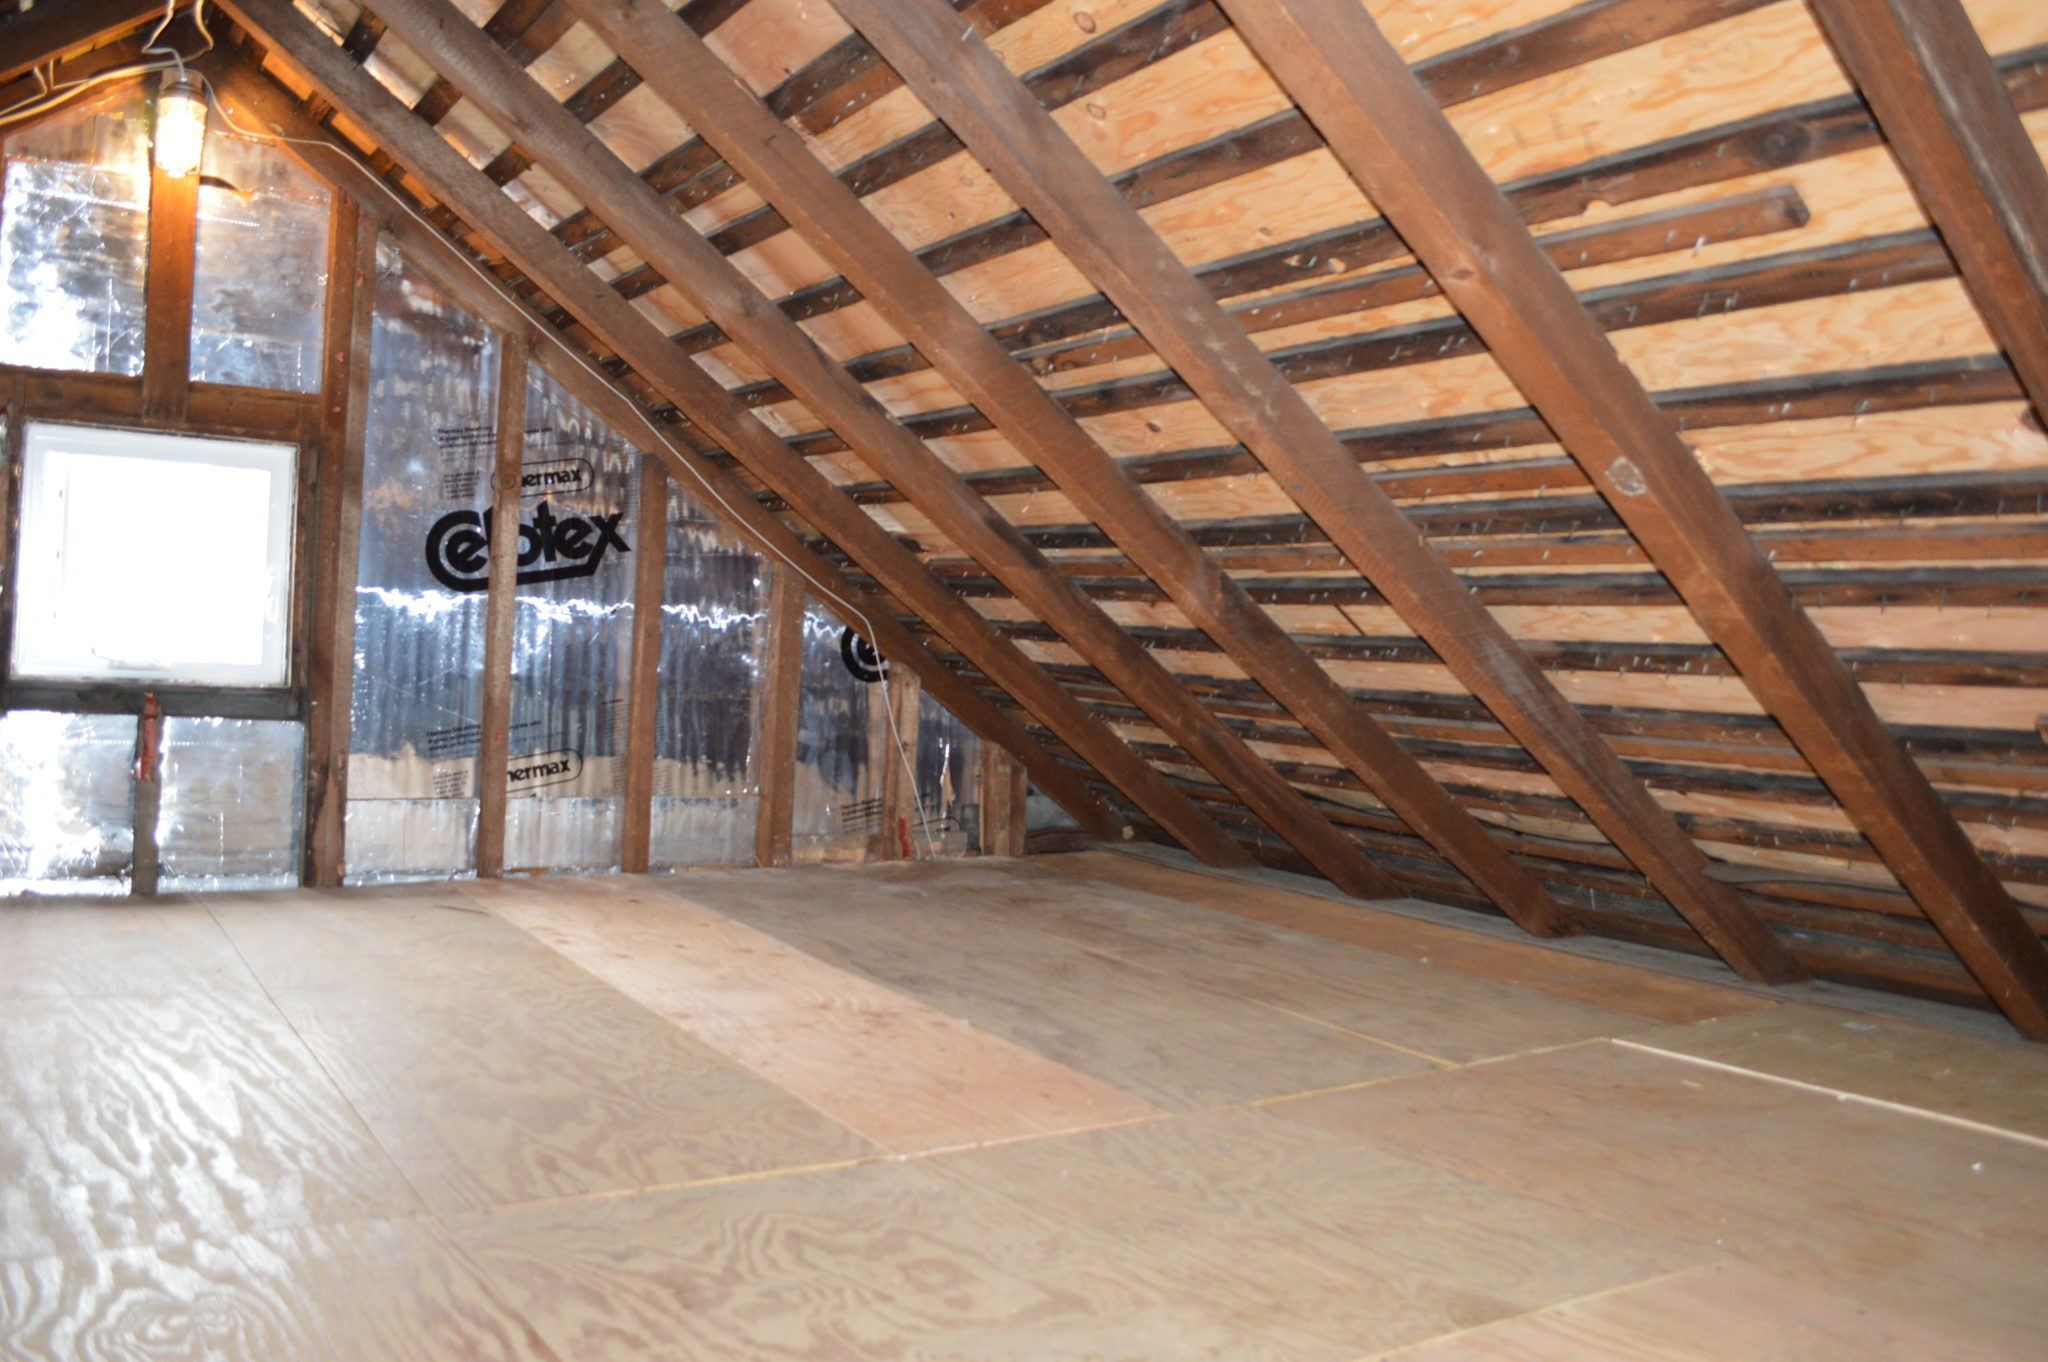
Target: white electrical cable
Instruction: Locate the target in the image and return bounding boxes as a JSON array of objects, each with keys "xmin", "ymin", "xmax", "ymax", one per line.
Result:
[
  {"xmin": 0, "ymin": 0, "xmax": 214, "ymax": 130},
  {"xmin": 198, "ymin": 75, "xmax": 945, "ymax": 858}
]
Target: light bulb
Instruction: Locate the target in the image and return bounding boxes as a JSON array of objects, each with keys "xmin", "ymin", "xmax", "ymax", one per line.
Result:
[{"xmin": 155, "ymin": 70, "xmax": 207, "ymax": 178}]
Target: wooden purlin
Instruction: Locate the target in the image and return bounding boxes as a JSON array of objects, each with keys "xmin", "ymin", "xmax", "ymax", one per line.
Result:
[
  {"xmin": 363, "ymin": 0, "xmax": 1393, "ymax": 896},
  {"xmin": 1210, "ymin": 0, "xmax": 2048, "ymax": 1037},
  {"xmin": 1807, "ymin": 0, "xmax": 2048, "ymax": 426},
  {"xmin": 828, "ymin": 0, "xmax": 1804, "ymax": 985},
  {"xmin": 194, "ymin": 35, "xmax": 1130, "ymax": 848},
  {"xmin": 563, "ymin": 0, "xmax": 1574, "ymax": 934},
  {"xmin": 213, "ymin": 2, "xmax": 1219, "ymax": 857}
]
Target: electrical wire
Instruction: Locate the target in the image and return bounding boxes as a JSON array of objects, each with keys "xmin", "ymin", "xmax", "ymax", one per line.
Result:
[
  {"xmin": 0, "ymin": 0, "xmax": 214, "ymax": 130},
  {"xmin": 198, "ymin": 75, "xmax": 946, "ymax": 858}
]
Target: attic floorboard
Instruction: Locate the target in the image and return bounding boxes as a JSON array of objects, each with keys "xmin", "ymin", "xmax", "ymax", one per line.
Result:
[{"xmin": 2, "ymin": 855, "xmax": 2044, "ymax": 1359}]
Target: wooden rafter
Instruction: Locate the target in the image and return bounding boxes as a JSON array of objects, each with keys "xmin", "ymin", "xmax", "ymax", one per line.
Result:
[
  {"xmin": 206, "ymin": 8, "xmax": 1232, "ymax": 864},
  {"xmin": 1806, "ymin": 0, "xmax": 2048, "ymax": 426},
  {"xmin": 828, "ymin": 0, "xmax": 1802, "ymax": 984},
  {"xmin": 360, "ymin": 0, "xmax": 1393, "ymax": 896},
  {"xmin": 196, "ymin": 35, "xmax": 1130, "ymax": 850},
  {"xmin": 562, "ymin": 0, "xmax": 1572, "ymax": 934},
  {"xmin": 0, "ymin": 0, "xmax": 167, "ymax": 86},
  {"xmin": 1203, "ymin": 0, "xmax": 2048, "ymax": 1035}
]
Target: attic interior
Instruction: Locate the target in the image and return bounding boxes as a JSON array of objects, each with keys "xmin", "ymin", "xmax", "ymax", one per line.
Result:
[{"xmin": 2, "ymin": 0, "xmax": 2047, "ymax": 1354}]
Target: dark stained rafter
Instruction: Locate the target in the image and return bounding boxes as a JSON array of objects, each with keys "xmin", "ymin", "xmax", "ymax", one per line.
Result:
[
  {"xmin": 562, "ymin": 0, "xmax": 1573, "ymax": 935},
  {"xmin": 673, "ymin": 39, "xmax": 2048, "ymax": 430},
  {"xmin": 91, "ymin": 0, "xmax": 2038, "ymax": 1023},
  {"xmin": 0, "ymin": 0, "xmax": 168, "ymax": 86},
  {"xmin": 199, "ymin": 15, "xmax": 1148, "ymax": 852},
  {"xmin": 361, "ymin": 0, "xmax": 1400, "ymax": 900},
  {"xmin": 1807, "ymin": 0, "xmax": 2048, "ymax": 426},
  {"xmin": 1207, "ymin": 0, "xmax": 2048, "ymax": 1036},
  {"xmin": 829, "ymin": 0, "xmax": 1803, "ymax": 984}
]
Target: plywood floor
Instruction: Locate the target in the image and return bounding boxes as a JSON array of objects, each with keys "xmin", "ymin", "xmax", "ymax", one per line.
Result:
[{"xmin": 4, "ymin": 851, "xmax": 2046, "ymax": 1359}]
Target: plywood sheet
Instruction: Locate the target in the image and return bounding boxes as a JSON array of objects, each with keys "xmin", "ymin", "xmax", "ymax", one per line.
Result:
[
  {"xmin": 1269, "ymin": 1040, "xmax": 2048, "ymax": 1354},
  {"xmin": 847, "ymin": 860, "xmax": 1690, "ymax": 1064},
  {"xmin": 1624, "ymin": 1002, "xmax": 2048, "ymax": 1140},
  {"xmin": 1031, "ymin": 850, "xmax": 1769, "ymax": 1024},
  {"xmin": 464, "ymin": 875, "xmax": 1160, "ymax": 1153},
  {"xmin": 260, "ymin": 962, "xmax": 874, "ymax": 1214},
  {"xmin": 0, "ymin": 1216, "xmax": 562, "ymax": 1362},
  {"xmin": 0, "ymin": 988, "xmax": 420, "ymax": 1262},
  {"xmin": 653, "ymin": 867, "xmax": 1435, "ymax": 1108}
]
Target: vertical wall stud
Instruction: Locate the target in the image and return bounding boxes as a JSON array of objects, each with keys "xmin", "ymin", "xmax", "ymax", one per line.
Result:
[
  {"xmin": 980, "ymin": 744, "xmax": 1027, "ymax": 859},
  {"xmin": 303, "ymin": 197, "xmax": 376, "ymax": 888},
  {"xmin": 619, "ymin": 457, "xmax": 667, "ymax": 873},
  {"xmin": 475, "ymin": 335, "xmax": 527, "ymax": 877},
  {"xmin": 753, "ymin": 566, "xmax": 803, "ymax": 867},
  {"xmin": 142, "ymin": 163, "xmax": 198, "ymax": 420},
  {"xmin": 876, "ymin": 671, "xmax": 921, "ymax": 860}
]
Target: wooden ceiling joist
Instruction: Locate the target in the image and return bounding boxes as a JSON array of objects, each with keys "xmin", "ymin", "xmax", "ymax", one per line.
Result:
[
  {"xmin": 1806, "ymin": 0, "xmax": 2048, "ymax": 427},
  {"xmin": 561, "ymin": 0, "xmax": 1574, "ymax": 936},
  {"xmin": 829, "ymin": 0, "xmax": 1803, "ymax": 985},
  {"xmin": 1203, "ymin": 0, "xmax": 2048, "ymax": 1036},
  {"xmin": 203, "ymin": 7, "xmax": 1157, "ymax": 855},
  {"xmin": 358, "ymin": 0, "xmax": 1405, "ymax": 898}
]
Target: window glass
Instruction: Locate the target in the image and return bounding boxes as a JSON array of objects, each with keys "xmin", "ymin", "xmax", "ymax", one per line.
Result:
[
  {"xmin": 11, "ymin": 423, "xmax": 297, "ymax": 686},
  {"xmin": 0, "ymin": 85, "xmax": 151, "ymax": 375},
  {"xmin": 190, "ymin": 127, "xmax": 330, "ymax": 390}
]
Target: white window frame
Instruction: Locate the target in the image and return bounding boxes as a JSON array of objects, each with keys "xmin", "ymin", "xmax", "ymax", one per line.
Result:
[{"xmin": 11, "ymin": 422, "xmax": 298, "ymax": 688}]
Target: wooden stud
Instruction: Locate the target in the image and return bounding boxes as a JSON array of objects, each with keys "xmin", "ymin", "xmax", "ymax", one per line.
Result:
[
  {"xmin": 619, "ymin": 455, "xmax": 667, "ymax": 873},
  {"xmin": 1210, "ymin": 0, "xmax": 2048, "ymax": 1032},
  {"xmin": 303, "ymin": 195, "xmax": 376, "ymax": 888},
  {"xmin": 574, "ymin": 0, "xmax": 1566, "ymax": 930},
  {"xmin": 1807, "ymin": 0, "xmax": 2048, "ymax": 427},
  {"xmin": 875, "ymin": 670, "xmax": 922, "ymax": 861},
  {"xmin": 141, "ymin": 162, "xmax": 198, "ymax": 421},
  {"xmin": 204, "ymin": 13, "xmax": 1136, "ymax": 848},
  {"xmin": 753, "ymin": 565, "xmax": 803, "ymax": 867},
  {"xmin": 193, "ymin": 48, "xmax": 1119, "ymax": 852},
  {"xmin": 830, "ymin": 0, "xmax": 1801, "ymax": 983},
  {"xmin": 367, "ymin": 0, "xmax": 1381, "ymax": 891},
  {"xmin": 0, "ymin": 373, "xmax": 23, "ymax": 697},
  {"xmin": 979, "ymin": 743, "xmax": 1027, "ymax": 858},
  {"xmin": 475, "ymin": 334, "xmax": 527, "ymax": 879}
]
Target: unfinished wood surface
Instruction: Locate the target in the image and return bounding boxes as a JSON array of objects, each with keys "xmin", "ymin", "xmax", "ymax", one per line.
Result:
[
  {"xmin": 466, "ymin": 873, "xmax": 1160, "ymax": 1152},
  {"xmin": 205, "ymin": 886, "xmax": 873, "ymax": 1214},
  {"xmin": 475, "ymin": 335, "xmax": 529, "ymax": 880},
  {"xmin": 1625, "ymin": 1001, "xmax": 2048, "ymax": 1138},
  {"xmin": 5, "ymin": 860, "xmax": 2046, "ymax": 1359},
  {"xmin": 222, "ymin": 0, "xmax": 1172, "ymax": 856},
  {"xmin": 830, "ymin": 0, "xmax": 1802, "ymax": 983},
  {"xmin": 140, "ymin": 163, "xmax": 198, "ymax": 422},
  {"xmin": 752, "ymin": 568, "xmax": 804, "ymax": 867},
  {"xmin": 577, "ymin": 0, "xmax": 1571, "ymax": 931},
  {"xmin": 1213, "ymin": 0, "xmax": 2048, "ymax": 1032},
  {"xmin": 1808, "ymin": 0, "xmax": 2048, "ymax": 425},
  {"xmin": 305, "ymin": 195, "xmax": 377, "ymax": 889},
  {"xmin": 1032, "ymin": 849, "xmax": 1773, "ymax": 1024},
  {"xmin": 979, "ymin": 740, "xmax": 1027, "ymax": 857},
  {"xmin": 652, "ymin": 865, "xmax": 1439, "ymax": 1107},
  {"xmin": 1270, "ymin": 1039, "xmax": 2048, "ymax": 1353},
  {"xmin": 1372, "ymin": 1259, "xmax": 2018, "ymax": 1362},
  {"xmin": 618, "ymin": 457, "xmax": 668, "ymax": 873}
]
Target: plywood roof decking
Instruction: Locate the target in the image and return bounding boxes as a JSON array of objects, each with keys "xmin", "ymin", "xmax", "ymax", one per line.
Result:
[
  {"xmin": 3, "ymin": 858, "xmax": 2046, "ymax": 1356},
  {"xmin": 9, "ymin": 0, "xmax": 2044, "ymax": 1025}
]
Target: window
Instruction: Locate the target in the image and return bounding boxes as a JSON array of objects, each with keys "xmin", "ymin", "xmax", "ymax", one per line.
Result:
[
  {"xmin": 0, "ymin": 86, "xmax": 152, "ymax": 376},
  {"xmin": 12, "ymin": 423, "xmax": 297, "ymax": 687}
]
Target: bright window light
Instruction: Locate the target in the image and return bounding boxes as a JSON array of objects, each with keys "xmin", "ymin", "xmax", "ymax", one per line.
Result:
[{"xmin": 12, "ymin": 423, "xmax": 296, "ymax": 687}]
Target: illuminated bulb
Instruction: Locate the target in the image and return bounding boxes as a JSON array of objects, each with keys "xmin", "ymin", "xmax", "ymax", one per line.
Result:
[{"xmin": 154, "ymin": 70, "xmax": 208, "ymax": 178}]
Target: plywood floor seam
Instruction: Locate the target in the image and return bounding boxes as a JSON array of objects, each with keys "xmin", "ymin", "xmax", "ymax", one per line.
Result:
[{"xmin": 5, "ymin": 853, "xmax": 2045, "ymax": 1359}]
